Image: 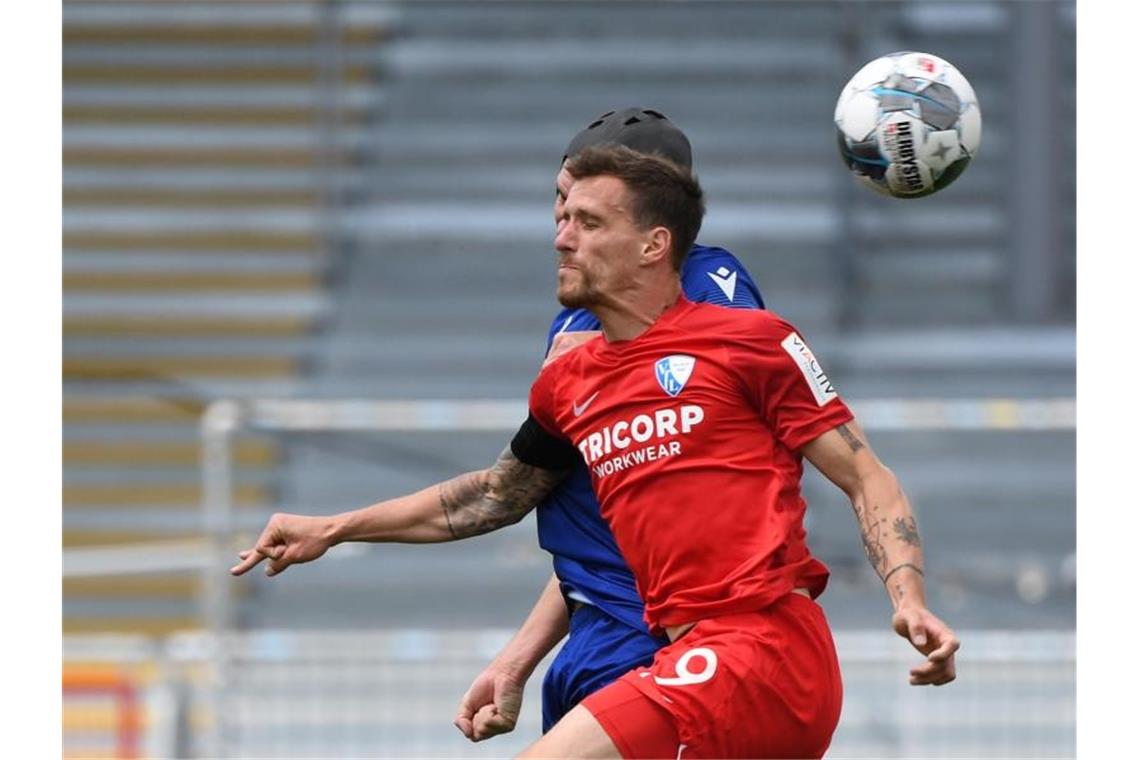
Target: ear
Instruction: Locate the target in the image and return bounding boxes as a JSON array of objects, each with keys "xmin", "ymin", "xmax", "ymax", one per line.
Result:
[{"xmin": 640, "ymin": 226, "xmax": 673, "ymax": 267}]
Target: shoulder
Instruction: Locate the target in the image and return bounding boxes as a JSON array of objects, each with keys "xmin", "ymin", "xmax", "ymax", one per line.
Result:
[
  {"xmin": 685, "ymin": 302, "xmax": 793, "ymax": 344},
  {"xmin": 686, "ymin": 300, "xmax": 782, "ymax": 327},
  {"xmin": 680, "ymin": 245, "xmax": 747, "ymax": 284},
  {"xmin": 683, "ymin": 244, "xmax": 747, "ymax": 270},
  {"xmin": 679, "ymin": 243, "xmax": 764, "ymax": 309}
]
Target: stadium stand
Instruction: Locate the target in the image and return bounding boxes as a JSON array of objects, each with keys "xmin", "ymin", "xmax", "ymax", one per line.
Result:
[{"xmin": 62, "ymin": 0, "xmax": 395, "ymax": 635}]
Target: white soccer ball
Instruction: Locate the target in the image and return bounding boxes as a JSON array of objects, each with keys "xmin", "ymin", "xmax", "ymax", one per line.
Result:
[{"xmin": 834, "ymin": 51, "xmax": 982, "ymax": 198}]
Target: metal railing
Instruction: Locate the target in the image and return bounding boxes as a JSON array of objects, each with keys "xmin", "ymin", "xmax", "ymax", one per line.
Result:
[{"xmin": 64, "ymin": 628, "xmax": 1075, "ymax": 759}]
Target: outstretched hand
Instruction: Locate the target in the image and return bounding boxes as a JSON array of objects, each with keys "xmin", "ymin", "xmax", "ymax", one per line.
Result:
[
  {"xmin": 454, "ymin": 664, "xmax": 525, "ymax": 742},
  {"xmin": 229, "ymin": 512, "xmax": 336, "ymax": 577},
  {"xmin": 892, "ymin": 605, "xmax": 960, "ymax": 686}
]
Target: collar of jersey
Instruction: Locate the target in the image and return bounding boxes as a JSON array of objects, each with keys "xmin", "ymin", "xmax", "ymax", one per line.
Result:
[{"xmin": 591, "ymin": 295, "xmax": 696, "ymax": 360}]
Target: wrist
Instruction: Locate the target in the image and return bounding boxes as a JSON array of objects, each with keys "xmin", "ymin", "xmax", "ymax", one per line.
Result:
[
  {"xmin": 493, "ymin": 644, "xmax": 543, "ymax": 682},
  {"xmin": 883, "ymin": 563, "xmax": 926, "ymax": 610},
  {"xmin": 883, "ymin": 562, "xmax": 924, "ymax": 586},
  {"xmin": 324, "ymin": 513, "xmax": 350, "ymax": 546}
]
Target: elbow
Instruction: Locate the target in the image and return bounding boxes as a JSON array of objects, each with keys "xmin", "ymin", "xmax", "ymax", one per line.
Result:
[{"xmin": 847, "ymin": 460, "xmax": 899, "ymax": 503}]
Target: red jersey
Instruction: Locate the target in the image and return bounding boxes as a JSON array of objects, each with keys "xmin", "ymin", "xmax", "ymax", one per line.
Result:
[{"xmin": 528, "ymin": 296, "xmax": 853, "ymax": 634}]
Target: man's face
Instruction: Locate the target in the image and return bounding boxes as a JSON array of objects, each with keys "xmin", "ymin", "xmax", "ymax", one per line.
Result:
[
  {"xmin": 553, "ymin": 165, "xmax": 573, "ymax": 229},
  {"xmin": 553, "ymin": 174, "xmax": 648, "ymax": 309}
]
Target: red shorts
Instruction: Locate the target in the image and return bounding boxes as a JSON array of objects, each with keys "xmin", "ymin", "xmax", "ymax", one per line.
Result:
[{"xmin": 582, "ymin": 593, "xmax": 843, "ymax": 759}]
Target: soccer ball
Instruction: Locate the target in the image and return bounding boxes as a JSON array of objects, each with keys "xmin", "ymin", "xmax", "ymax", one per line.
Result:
[{"xmin": 834, "ymin": 51, "xmax": 982, "ymax": 198}]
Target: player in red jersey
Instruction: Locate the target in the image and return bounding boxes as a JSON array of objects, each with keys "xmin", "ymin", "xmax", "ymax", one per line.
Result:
[{"xmin": 232, "ymin": 145, "xmax": 958, "ymax": 758}]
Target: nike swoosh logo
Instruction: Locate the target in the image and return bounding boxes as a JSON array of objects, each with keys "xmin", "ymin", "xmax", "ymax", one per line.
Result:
[{"xmin": 573, "ymin": 391, "xmax": 600, "ymax": 416}]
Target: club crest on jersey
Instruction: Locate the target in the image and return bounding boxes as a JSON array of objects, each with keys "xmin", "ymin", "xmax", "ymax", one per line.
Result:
[{"xmin": 655, "ymin": 355, "xmax": 696, "ymax": 397}]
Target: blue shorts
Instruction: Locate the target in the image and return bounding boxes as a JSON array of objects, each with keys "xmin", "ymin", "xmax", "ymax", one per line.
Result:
[{"xmin": 541, "ymin": 603, "xmax": 669, "ymax": 732}]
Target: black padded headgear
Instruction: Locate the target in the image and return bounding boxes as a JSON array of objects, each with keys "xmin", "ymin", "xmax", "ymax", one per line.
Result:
[{"xmin": 562, "ymin": 107, "xmax": 693, "ymax": 169}]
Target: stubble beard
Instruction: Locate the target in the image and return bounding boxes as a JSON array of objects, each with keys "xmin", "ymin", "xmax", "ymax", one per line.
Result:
[
  {"xmin": 557, "ymin": 269, "xmax": 596, "ymax": 309},
  {"xmin": 557, "ymin": 285, "xmax": 588, "ymax": 308}
]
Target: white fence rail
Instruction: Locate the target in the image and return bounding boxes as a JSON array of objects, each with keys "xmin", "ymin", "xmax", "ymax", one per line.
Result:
[{"xmin": 63, "ymin": 629, "xmax": 1075, "ymax": 759}]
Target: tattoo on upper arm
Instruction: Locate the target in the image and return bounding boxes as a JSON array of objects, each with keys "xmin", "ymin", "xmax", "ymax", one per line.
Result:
[
  {"xmin": 836, "ymin": 424, "xmax": 865, "ymax": 454},
  {"xmin": 438, "ymin": 447, "xmax": 565, "ymax": 539},
  {"xmin": 439, "ymin": 472, "xmax": 488, "ymax": 540},
  {"xmin": 893, "ymin": 516, "xmax": 922, "ymax": 547}
]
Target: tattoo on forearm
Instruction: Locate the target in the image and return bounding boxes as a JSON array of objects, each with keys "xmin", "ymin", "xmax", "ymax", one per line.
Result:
[
  {"xmin": 883, "ymin": 563, "xmax": 925, "ymax": 584},
  {"xmin": 837, "ymin": 424, "xmax": 865, "ymax": 454},
  {"xmin": 893, "ymin": 516, "xmax": 922, "ymax": 547},
  {"xmin": 854, "ymin": 501, "xmax": 888, "ymax": 578},
  {"xmin": 438, "ymin": 447, "xmax": 564, "ymax": 539}
]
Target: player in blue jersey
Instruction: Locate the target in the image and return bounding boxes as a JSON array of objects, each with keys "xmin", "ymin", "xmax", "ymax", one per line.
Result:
[{"xmin": 453, "ymin": 108, "xmax": 767, "ymax": 742}]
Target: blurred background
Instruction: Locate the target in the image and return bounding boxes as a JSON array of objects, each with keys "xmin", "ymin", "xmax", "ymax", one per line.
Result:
[{"xmin": 62, "ymin": 0, "xmax": 1075, "ymax": 757}]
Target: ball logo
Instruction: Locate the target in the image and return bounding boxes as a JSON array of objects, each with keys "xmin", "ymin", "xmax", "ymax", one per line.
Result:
[
  {"xmin": 881, "ymin": 119, "xmax": 924, "ymax": 193},
  {"xmin": 655, "ymin": 355, "xmax": 696, "ymax": 397},
  {"xmin": 919, "ymin": 57, "xmax": 936, "ymax": 73}
]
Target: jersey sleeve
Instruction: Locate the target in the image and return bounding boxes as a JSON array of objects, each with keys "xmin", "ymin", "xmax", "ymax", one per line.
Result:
[
  {"xmin": 512, "ymin": 365, "xmax": 580, "ymax": 469},
  {"xmin": 528, "ymin": 363, "xmax": 558, "ymax": 432},
  {"xmin": 733, "ymin": 316, "xmax": 854, "ymax": 451},
  {"xmin": 680, "ymin": 246, "xmax": 765, "ymax": 309}
]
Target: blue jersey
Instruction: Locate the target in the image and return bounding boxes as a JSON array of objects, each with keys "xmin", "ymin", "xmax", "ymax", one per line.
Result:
[{"xmin": 535, "ymin": 244, "xmax": 764, "ymax": 632}]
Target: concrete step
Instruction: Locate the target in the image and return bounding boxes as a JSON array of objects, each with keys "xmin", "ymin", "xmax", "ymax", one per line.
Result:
[
  {"xmin": 64, "ymin": 292, "xmax": 330, "ymax": 319},
  {"xmin": 64, "ymin": 252, "xmax": 322, "ymax": 275},
  {"xmin": 64, "ymin": 378, "xmax": 312, "ymax": 398},
  {"xmin": 65, "ymin": 166, "xmax": 367, "ymax": 193},
  {"xmin": 64, "ymin": 83, "xmax": 382, "ymax": 109},
  {"xmin": 63, "ymin": 1, "xmax": 396, "ymax": 28},
  {"xmin": 63, "ymin": 336, "xmax": 316, "ymax": 358},
  {"xmin": 396, "ymin": 2, "xmax": 842, "ymax": 40}
]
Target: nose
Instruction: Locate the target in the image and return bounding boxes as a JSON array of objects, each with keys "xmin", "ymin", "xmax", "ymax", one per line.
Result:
[{"xmin": 554, "ymin": 218, "xmax": 574, "ymax": 254}]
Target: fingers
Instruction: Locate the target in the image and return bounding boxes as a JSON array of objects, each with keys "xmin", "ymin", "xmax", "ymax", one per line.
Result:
[
  {"xmin": 910, "ymin": 654, "xmax": 956, "ymax": 686},
  {"xmin": 925, "ymin": 633, "xmax": 961, "ymax": 663},
  {"xmin": 472, "ymin": 704, "xmax": 516, "ymax": 741},
  {"xmin": 454, "ymin": 673, "xmax": 494, "ymax": 741},
  {"xmin": 230, "ymin": 534, "xmax": 285, "ymax": 576},
  {"xmin": 229, "ymin": 548, "xmax": 266, "ymax": 576},
  {"xmin": 231, "ymin": 540, "xmax": 289, "ymax": 577},
  {"xmin": 265, "ymin": 550, "xmax": 295, "ymax": 577},
  {"xmin": 892, "ymin": 608, "xmax": 961, "ymax": 686},
  {"xmin": 454, "ymin": 691, "xmax": 479, "ymax": 741},
  {"xmin": 894, "ymin": 610, "xmax": 928, "ymax": 650},
  {"xmin": 910, "ymin": 624, "xmax": 958, "ymax": 685},
  {"xmin": 453, "ymin": 715, "xmax": 474, "ymax": 741}
]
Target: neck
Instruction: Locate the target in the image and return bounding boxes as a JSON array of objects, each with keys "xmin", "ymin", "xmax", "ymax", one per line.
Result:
[{"xmin": 594, "ymin": 279, "xmax": 683, "ymax": 342}]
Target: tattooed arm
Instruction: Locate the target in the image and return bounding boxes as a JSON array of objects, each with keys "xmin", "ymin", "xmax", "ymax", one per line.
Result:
[
  {"xmin": 230, "ymin": 446, "xmax": 567, "ymax": 577},
  {"xmin": 802, "ymin": 420, "xmax": 959, "ymax": 686}
]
